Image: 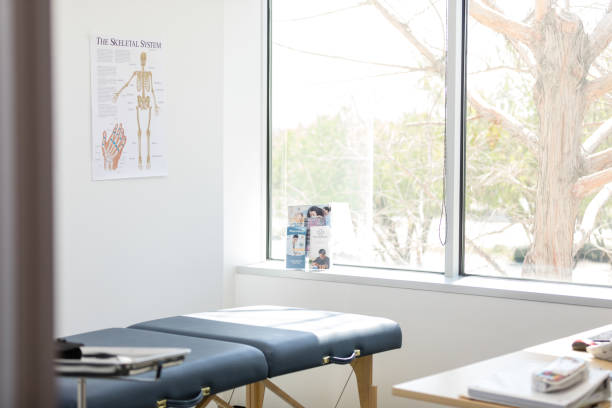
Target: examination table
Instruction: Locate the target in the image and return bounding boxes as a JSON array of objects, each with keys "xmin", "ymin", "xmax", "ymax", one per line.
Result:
[{"xmin": 58, "ymin": 306, "xmax": 402, "ymax": 408}]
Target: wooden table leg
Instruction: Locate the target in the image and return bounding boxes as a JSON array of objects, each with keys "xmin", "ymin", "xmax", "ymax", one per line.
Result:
[
  {"xmin": 196, "ymin": 396, "xmax": 214, "ymax": 408},
  {"xmin": 210, "ymin": 395, "xmax": 234, "ymax": 408},
  {"xmin": 263, "ymin": 379, "xmax": 305, "ymax": 408},
  {"xmin": 246, "ymin": 381, "xmax": 265, "ymax": 408},
  {"xmin": 351, "ymin": 355, "xmax": 378, "ymax": 408}
]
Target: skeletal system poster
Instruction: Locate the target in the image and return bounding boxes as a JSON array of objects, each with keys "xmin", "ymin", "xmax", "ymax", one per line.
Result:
[{"xmin": 91, "ymin": 35, "xmax": 167, "ymax": 180}]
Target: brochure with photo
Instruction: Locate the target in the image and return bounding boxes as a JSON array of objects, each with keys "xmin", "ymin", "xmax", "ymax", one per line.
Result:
[
  {"xmin": 288, "ymin": 204, "xmax": 332, "ymax": 270},
  {"xmin": 309, "ymin": 225, "xmax": 331, "ymax": 270},
  {"xmin": 288, "ymin": 205, "xmax": 309, "ymax": 227},
  {"xmin": 286, "ymin": 225, "xmax": 307, "ymax": 270}
]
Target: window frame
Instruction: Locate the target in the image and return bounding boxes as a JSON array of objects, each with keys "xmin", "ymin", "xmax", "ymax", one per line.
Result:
[{"xmin": 265, "ymin": 0, "xmax": 473, "ymax": 280}]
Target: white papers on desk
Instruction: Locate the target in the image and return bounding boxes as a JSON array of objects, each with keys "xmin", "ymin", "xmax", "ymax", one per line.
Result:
[{"xmin": 467, "ymin": 367, "xmax": 610, "ymax": 408}]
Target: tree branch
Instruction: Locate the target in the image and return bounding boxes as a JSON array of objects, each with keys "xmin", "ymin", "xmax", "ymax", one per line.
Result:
[
  {"xmin": 583, "ymin": 117, "xmax": 612, "ymax": 155},
  {"xmin": 573, "ymin": 167, "xmax": 612, "ymax": 198},
  {"xmin": 588, "ymin": 5, "xmax": 612, "ymax": 63},
  {"xmin": 535, "ymin": 0, "xmax": 553, "ymax": 21},
  {"xmin": 585, "ymin": 73, "xmax": 612, "ymax": 103},
  {"xmin": 574, "ymin": 183, "xmax": 612, "ymax": 256},
  {"xmin": 273, "ymin": 42, "xmax": 432, "ymax": 72},
  {"xmin": 479, "ymin": 0, "xmax": 536, "ymax": 75},
  {"xmin": 507, "ymin": 38, "xmax": 537, "ymax": 77},
  {"xmin": 368, "ymin": 0, "xmax": 443, "ymax": 73},
  {"xmin": 584, "ymin": 147, "xmax": 612, "ymax": 174},
  {"xmin": 466, "ymin": 238, "xmax": 509, "ymax": 276},
  {"xmin": 469, "ymin": 65, "xmax": 531, "ymax": 74},
  {"xmin": 469, "ymin": 0, "xmax": 534, "ymax": 44},
  {"xmin": 468, "ymin": 92, "xmax": 538, "ymax": 151},
  {"xmin": 276, "ymin": 3, "xmax": 368, "ymax": 22}
]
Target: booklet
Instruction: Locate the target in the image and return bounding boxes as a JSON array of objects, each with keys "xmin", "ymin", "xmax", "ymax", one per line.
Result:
[
  {"xmin": 309, "ymin": 225, "xmax": 331, "ymax": 270},
  {"xmin": 288, "ymin": 205, "xmax": 310, "ymax": 227},
  {"xmin": 467, "ymin": 366, "xmax": 610, "ymax": 408},
  {"xmin": 286, "ymin": 225, "xmax": 307, "ymax": 270}
]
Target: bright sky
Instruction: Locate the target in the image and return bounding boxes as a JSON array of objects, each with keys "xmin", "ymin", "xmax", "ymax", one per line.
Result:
[{"xmin": 271, "ymin": 0, "xmax": 610, "ymax": 129}]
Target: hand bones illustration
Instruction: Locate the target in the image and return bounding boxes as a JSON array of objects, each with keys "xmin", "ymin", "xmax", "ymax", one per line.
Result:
[{"xmin": 101, "ymin": 123, "xmax": 127, "ymax": 171}]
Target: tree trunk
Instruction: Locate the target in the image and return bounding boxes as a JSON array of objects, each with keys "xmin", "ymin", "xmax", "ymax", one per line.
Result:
[{"xmin": 523, "ymin": 10, "xmax": 589, "ymax": 280}]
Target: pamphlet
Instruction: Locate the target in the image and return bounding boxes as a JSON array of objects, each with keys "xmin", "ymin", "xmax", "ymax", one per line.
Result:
[
  {"xmin": 309, "ymin": 225, "xmax": 331, "ymax": 270},
  {"xmin": 286, "ymin": 225, "xmax": 307, "ymax": 270}
]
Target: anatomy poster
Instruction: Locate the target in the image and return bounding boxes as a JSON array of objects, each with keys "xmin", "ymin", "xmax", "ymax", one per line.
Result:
[{"xmin": 91, "ymin": 35, "xmax": 167, "ymax": 180}]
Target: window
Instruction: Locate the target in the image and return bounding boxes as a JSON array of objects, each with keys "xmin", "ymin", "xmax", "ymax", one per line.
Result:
[
  {"xmin": 269, "ymin": 0, "xmax": 447, "ymax": 272},
  {"xmin": 465, "ymin": 0, "xmax": 612, "ymax": 285},
  {"xmin": 268, "ymin": 0, "xmax": 612, "ymax": 285}
]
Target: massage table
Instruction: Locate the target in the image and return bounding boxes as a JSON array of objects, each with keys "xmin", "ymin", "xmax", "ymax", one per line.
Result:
[
  {"xmin": 131, "ymin": 306, "xmax": 402, "ymax": 408},
  {"xmin": 59, "ymin": 306, "xmax": 402, "ymax": 408}
]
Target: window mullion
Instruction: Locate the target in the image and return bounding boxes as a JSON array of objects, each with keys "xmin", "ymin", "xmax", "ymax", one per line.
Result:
[{"xmin": 444, "ymin": 0, "xmax": 467, "ymax": 279}]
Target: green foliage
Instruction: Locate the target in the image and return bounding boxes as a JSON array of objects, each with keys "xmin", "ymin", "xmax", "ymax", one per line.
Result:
[
  {"xmin": 513, "ymin": 246, "xmax": 529, "ymax": 263},
  {"xmin": 371, "ymin": 113, "xmax": 444, "ymax": 264},
  {"xmin": 270, "ymin": 108, "xmax": 372, "ymax": 239},
  {"xmin": 513, "ymin": 243, "xmax": 611, "ymax": 264}
]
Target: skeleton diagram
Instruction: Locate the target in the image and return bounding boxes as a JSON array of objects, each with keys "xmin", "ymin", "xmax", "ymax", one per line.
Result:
[{"xmin": 112, "ymin": 52, "xmax": 159, "ymax": 170}]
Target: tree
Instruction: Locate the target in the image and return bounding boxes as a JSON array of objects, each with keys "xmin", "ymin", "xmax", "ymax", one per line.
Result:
[{"xmin": 369, "ymin": 0, "xmax": 612, "ymax": 280}]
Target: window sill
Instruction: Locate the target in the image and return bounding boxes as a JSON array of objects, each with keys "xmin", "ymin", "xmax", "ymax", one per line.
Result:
[{"xmin": 237, "ymin": 261, "xmax": 612, "ymax": 309}]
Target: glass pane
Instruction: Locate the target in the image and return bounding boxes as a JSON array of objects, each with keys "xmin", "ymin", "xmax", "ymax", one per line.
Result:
[
  {"xmin": 466, "ymin": 0, "xmax": 612, "ymax": 283},
  {"xmin": 270, "ymin": 0, "xmax": 447, "ymax": 271}
]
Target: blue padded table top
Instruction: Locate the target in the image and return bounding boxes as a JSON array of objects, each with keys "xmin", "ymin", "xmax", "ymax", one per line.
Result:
[
  {"xmin": 57, "ymin": 328, "xmax": 267, "ymax": 408},
  {"xmin": 131, "ymin": 306, "xmax": 402, "ymax": 377}
]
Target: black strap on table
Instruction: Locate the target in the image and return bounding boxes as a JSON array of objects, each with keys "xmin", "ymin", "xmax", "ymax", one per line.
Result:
[{"xmin": 55, "ymin": 338, "xmax": 84, "ymax": 359}]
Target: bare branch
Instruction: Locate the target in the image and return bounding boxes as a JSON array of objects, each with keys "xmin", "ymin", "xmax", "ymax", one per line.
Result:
[
  {"xmin": 373, "ymin": 224, "xmax": 406, "ymax": 262},
  {"xmin": 401, "ymin": 120, "xmax": 446, "ymax": 127},
  {"xmin": 574, "ymin": 183, "xmax": 612, "ymax": 256},
  {"xmin": 273, "ymin": 42, "xmax": 431, "ymax": 72},
  {"xmin": 469, "ymin": 65, "xmax": 531, "ymax": 74},
  {"xmin": 573, "ymin": 167, "xmax": 612, "ymax": 198},
  {"xmin": 535, "ymin": 0, "xmax": 553, "ymax": 21},
  {"xmin": 466, "ymin": 238, "xmax": 509, "ymax": 276},
  {"xmin": 469, "ymin": 0, "xmax": 534, "ymax": 44},
  {"xmin": 276, "ymin": 2, "xmax": 368, "ymax": 22},
  {"xmin": 507, "ymin": 38, "xmax": 537, "ymax": 77},
  {"xmin": 426, "ymin": 0, "xmax": 446, "ymax": 46},
  {"xmin": 583, "ymin": 117, "xmax": 612, "ymax": 155},
  {"xmin": 368, "ymin": 0, "xmax": 443, "ymax": 73},
  {"xmin": 588, "ymin": 6, "xmax": 612, "ymax": 62},
  {"xmin": 585, "ymin": 73, "xmax": 612, "ymax": 102},
  {"xmin": 468, "ymin": 92, "xmax": 538, "ymax": 151},
  {"xmin": 584, "ymin": 147, "xmax": 612, "ymax": 174}
]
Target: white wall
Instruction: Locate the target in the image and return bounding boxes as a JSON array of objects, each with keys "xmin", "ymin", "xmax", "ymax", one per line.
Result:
[
  {"xmin": 235, "ymin": 274, "xmax": 612, "ymax": 408},
  {"xmin": 222, "ymin": 0, "xmax": 268, "ymax": 307},
  {"xmin": 52, "ymin": 0, "xmax": 224, "ymax": 336}
]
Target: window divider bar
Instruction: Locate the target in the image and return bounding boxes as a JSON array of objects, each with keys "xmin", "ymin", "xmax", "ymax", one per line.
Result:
[
  {"xmin": 444, "ymin": 0, "xmax": 468, "ymax": 279},
  {"xmin": 265, "ymin": 0, "xmax": 273, "ymax": 260}
]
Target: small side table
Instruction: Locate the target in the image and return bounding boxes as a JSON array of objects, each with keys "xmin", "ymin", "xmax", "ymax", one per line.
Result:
[{"xmin": 56, "ymin": 346, "xmax": 191, "ymax": 408}]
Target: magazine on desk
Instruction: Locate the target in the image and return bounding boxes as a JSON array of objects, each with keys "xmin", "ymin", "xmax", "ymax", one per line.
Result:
[{"xmin": 467, "ymin": 366, "xmax": 610, "ymax": 408}]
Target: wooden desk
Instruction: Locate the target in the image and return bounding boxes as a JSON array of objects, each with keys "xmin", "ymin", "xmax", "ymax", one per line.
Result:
[{"xmin": 392, "ymin": 325, "xmax": 612, "ymax": 407}]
